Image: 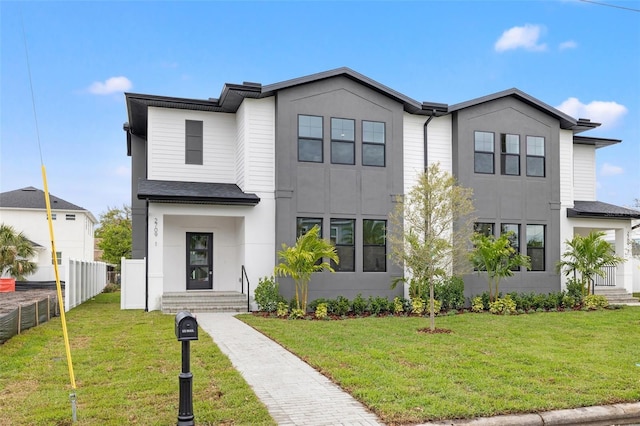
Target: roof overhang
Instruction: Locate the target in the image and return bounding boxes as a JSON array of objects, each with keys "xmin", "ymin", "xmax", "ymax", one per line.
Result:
[
  {"xmin": 568, "ymin": 201, "xmax": 640, "ymax": 220},
  {"xmin": 137, "ymin": 179, "xmax": 260, "ymax": 206},
  {"xmin": 573, "ymin": 135, "xmax": 621, "ymax": 149}
]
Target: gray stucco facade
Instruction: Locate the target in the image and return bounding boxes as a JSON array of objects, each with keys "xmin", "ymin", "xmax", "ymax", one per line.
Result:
[
  {"xmin": 274, "ymin": 75, "xmax": 405, "ymax": 301},
  {"xmin": 452, "ymin": 97, "xmax": 562, "ymax": 296}
]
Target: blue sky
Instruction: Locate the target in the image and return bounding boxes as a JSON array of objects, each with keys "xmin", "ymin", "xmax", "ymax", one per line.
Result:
[{"xmin": 1, "ymin": 0, "xmax": 639, "ymax": 219}]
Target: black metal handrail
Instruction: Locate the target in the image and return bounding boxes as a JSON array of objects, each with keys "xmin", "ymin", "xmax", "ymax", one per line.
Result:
[{"xmin": 241, "ymin": 265, "xmax": 250, "ymax": 312}]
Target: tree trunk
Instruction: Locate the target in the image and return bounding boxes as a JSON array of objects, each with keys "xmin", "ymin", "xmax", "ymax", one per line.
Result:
[{"xmin": 429, "ymin": 283, "xmax": 435, "ymax": 331}]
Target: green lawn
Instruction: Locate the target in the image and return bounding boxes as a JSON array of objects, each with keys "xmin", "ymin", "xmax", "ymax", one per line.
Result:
[
  {"xmin": 239, "ymin": 309, "xmax": 640, "ymax": 424},
  {"xmin": 0, "ymin": 293, "xmax": 274, "ymax": 426}
]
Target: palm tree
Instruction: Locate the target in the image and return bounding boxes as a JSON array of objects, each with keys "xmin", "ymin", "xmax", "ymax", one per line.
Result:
[
  {"xmin": 0, "ymin": 224, "xmax": 38, "ymax": 280},
  {"xmin": 274, "ymin": 225, "xmax": 339, "ymax": 312},
  {"xmin": 556, "ymin": 231, "xmax": 624, "ymax": 295}
]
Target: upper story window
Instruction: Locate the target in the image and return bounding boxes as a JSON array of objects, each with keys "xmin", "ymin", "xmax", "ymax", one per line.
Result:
[
  {"xmin": 501, "ymin": 134, "xmax": 520, "ymax": 176},
  {"xmin": 46, "ymin": 213, "xmax": 57, "ymax": 220},
  {"xmin": 185, "ymin": 120, "xmax": 203, "ymax": 165},
  {"xmin": 526, "ymin": 225, "xmax": 545, "ymax": 271},
  {"xmin": 66, "ymin": 214, "xmax": 76, "ymax": 221},
  {"xmin": 298, "ymin": 115, "xmax": 323, "ymax": 163},
  {"xmin": 526, "ymin": 136, "xmax": 545, "ymax": 177},
  {"xmin": 51, "ymin": 251, "xmax": 62, "ymax": 265},
  {"xmin": 331, "ymin": 118, "xmax": 355, "ymax": 165},
  {"xmin": 363, "ymin": 219, "xmax": 386, "ymax": 272},
  {"xmin": 330, "ymin": 218, "xmax": 355, "ymax": 272},
  {"xmin": 362, "ymin": 121, "xmax": 385, "ymax": 167},
  {"xmin": 474, "ymin": 131, "xmax": 494, "ymax": 174}
]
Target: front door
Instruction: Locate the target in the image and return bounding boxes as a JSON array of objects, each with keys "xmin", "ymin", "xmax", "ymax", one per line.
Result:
[{"xmin": 186, "ymin": 232, "xmax": 213, "ymax": 290}]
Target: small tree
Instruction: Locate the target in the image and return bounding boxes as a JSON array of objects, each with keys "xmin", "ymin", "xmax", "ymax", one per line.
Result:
[
  {"xmin": 273, "ymin": 225, "xmax": 338, "ymax": 312},
  {"xmin": 469, "ymin": 232, "xmax": 531, "ymax": 302},
  {"xmin": 556, "ymin": 231, "xmax": 624, "ymax": 295},
  {"xmin": 389, "ymin": 162, "xmax": 475, "ymax": 331},
  {"xmin": 0, "ymin": 224, "xmax": 38, "ymax": 280},
  {"xmin": 95, "ymin": 206, "xmax": 132, "ymax": 270}
]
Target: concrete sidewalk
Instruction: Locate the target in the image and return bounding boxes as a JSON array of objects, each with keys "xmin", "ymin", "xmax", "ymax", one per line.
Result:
[
  {"xmin": 197, "ymin": 313, "xmax": 640, "ymax": 426},
  {"xmin": 197, "ymin": 313, "xmax": 383, "ymax": 426}
]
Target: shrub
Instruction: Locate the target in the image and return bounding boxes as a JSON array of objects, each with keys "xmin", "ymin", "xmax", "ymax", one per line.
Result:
[
  {"xmin": 254, "ymin": 276, "xmax": 283, "ymax": 312},
  {"xmin": 565, "ymin": 278, "xmax": 584, "ymax": 305},
  {"xmin": 562, "ymin": 294, "xmax": 576, "ymax": 309},
  {"xmin": 411, "ymin": 298, "xmax": 425, "ymax": 315},
  {"xmin": 102, "ymin": 283, "xmax": 120, "ymax": 293},
  {"xmin": 289, "ymin": 308, "xmax": 305, "ymax": 319},
  {"xmin": 315, "ymin": 303, "xmax": 328, "ymax": 319},
  {"xmin": 333, "ymin": 295, "xmax": 351, "ymax": 316},
  {"xmin": 308, "ymin": 298, "xmax": 328, "ymax": 312},
  {"xmin": 471, "ymin": 296, "xmax": 485, "ymax": 313},
  {"xmin": 489, "ymin": 295, "xmax": 517, "ymax": 315},
  {"xmin": 584, "ymin": 294, "xmax": 609, "ymax": 310},
  {"xmin": 393, "ymin": 297, "xmax": 404, "ymax": 314},
  {"xmin": 435, "ymin": 276, "xmax": 465, "ymax": 310},
  {"xmin": 369, "ymin": 296, "xmax": 391, "ymax": 315},
  {"xmin": 276, "ymin": 301, "xmax": 289, "ymax": 318},
  {"xmin": 352, "ymin": 293, "xmax": 368, "ymax": 315}
]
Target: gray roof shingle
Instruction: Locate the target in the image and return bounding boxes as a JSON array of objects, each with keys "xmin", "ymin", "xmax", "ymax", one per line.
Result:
[
  {"xmin": 568, "ymin": 201, "xmax": 640, "ymax": 220},
  {"xmin": 137, "ymin": 179, "xmax": 260, "ymax": 206},
  {"xmin": 0, "ymin": 186, "xmax": 86, "ymax": 211}
]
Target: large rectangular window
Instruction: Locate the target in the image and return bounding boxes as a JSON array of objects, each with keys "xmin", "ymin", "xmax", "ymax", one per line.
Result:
[
  {"xmin": 362, "ymin": 121, "xmax": 385, "ymax": 166},
  {"xmin": 527, "ymin": 225, "xmax": 545, "ymax": 271},
  {"xmin": 363, "ymin": 219, "xmax": 386, "ymax": 272},
  {"xmin": 330, "ymin": 219, "xmax": 355, "ymax": 272},
  {"xmin": 501, "ymin": 223, "xmax": 520, "ymax": 271},
  {"xmin": 501, "ymin": 134, "xmax": 520, "ymax": 175},
  {"xmin": 298, "ymin": 115, "xmax": 323, "ymax": 162},
  {"xmin": 474, "ymin": 131, "xmax": 495, "ymax": 174},
  {"xmin": 474, "ymin": 222, "xmax": 494, "ymax": 237},
  {"xmin": 297, "ymin": 217, "xmax": 322, "ymax": 238},
  {"xmin": 185, "ymin": 120, "xmax": 203, "ymax": 165},
  {"xmin": 331, "ymin": 118, "xmax": 355, "ymax": 165},
  {"xmin": 526, "ymin": 136, "xmax": 545, "ymax": 177}
]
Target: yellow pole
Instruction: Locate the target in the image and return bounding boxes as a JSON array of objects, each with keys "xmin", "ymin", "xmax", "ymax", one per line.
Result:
[{"xmin": 41, "ymin": 165, "xmax": 76, "ymax": 390}]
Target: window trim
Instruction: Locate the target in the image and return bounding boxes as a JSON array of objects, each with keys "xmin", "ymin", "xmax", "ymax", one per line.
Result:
[
  {"xmin": 298, "ymin": 114, "xmax": 324, "ymax": 163},
  {"xmin": 363, "ymin": 219, "xmax": 386, "ymax": 272},
  {"xmin": 474, "ymin": 131, "xmax": 495, "ymax": 174},
  {"xmin": 500, "ymin": 133, "xmax": 520, "ymax": 176},
  {"xmin": 526, "ymin": 135, "xmax": 545, "ymax": 177},
  {"xmin": 330, "ymin": 117, "xmax": 355, "ymax": 165},
  {"xmin": 362, "ymin": 120, "xmax": 386, "ymax": 167}
]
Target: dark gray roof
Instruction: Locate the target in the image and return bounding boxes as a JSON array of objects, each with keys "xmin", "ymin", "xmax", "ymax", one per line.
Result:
[
  {"xmin": 137, "ymin": 179, "xmax": 260, "ymax": 206},
  {"xmin": 568, "ymin": 201, "xmax": 640, "ymax": 220},
  {"xmin": 573, "ymin": 135, "xmax": 621, "ymax": 149},
  {"xmin": 0, "ymin": 186, "xmax": 86, "ymax": 211},
  {"xmin": 448, "ymin": 88, "xmax": 599, "ymax": 132}
]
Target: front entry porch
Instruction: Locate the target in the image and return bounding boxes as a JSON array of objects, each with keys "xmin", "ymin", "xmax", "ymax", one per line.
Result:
[{"xmin": 161, "ymin": 291, "xmax": 249, "ymax": 314}]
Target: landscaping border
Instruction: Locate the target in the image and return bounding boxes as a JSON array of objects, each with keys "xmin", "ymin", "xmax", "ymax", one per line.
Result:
[{"xmin": 0, "ymin": 295, "xmax": 59, "ymax": 344}]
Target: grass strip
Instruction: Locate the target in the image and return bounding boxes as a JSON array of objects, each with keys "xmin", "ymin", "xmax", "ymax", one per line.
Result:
[
  {"xmin": 0, "ymin": 293, "xmax": 274, "ymax": 425},
  {"xmin": 240, "ymin": 309, "xmax": 640, "ymax": 424}
]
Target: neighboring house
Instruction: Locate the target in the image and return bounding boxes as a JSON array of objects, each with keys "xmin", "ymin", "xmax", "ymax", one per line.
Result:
[
  {"xmin": 123, "ymin": 67, "xmax": 640, "ymax": 311},
  {"xmin": 0, "ymin": 186, "xmax": 97, "ymax": 281}
]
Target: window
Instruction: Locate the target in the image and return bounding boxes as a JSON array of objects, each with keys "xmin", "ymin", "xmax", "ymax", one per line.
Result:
[
  {"xmin": 501, "ymin": 134, "xmax": 520, "ymax": 175},
  {"xmin": 297, "ymin": 218, "xmax": 322, "ymax": 238},
  {"xmin": 66, "ymin": 214, "xmax": 76, "ymax": 221},
  {"xmin": 527, "ymin": 225, "xmax": 545, "ymax": 271},
  {"xmin": 185, "ymin": 120, "xmax": 203, "ymax": 165},
  {"xmin": 330, "ymin": 219, "xmax": 355, "ymax": 271},
  {"xmin": 526, "ymin": 136, "xmax": 545, "ymax": 177},
  {"xmin": 474, "ymin": 222, "xmax": 494, "ymax": 237},
  {"xmin": 331, "ymin": 118, "xmax": 355, "ymax": 164},
  {"xmin": 363, "ymin": 219, "xmax": 386, "ymax": 272},
  {"xmin": 362, "ymin": 121, "xmax": 385, "ymax": 166},
  {"xmin": 46, "ymin": 213, "xmax": 56, "ymax": 220},
  {"xmin": 474, "ymin": 131, "xmax": 494, "ymax": 174},
  {"xmin": 501, "ymin": 223, "xmax": 520, "ymax": 271},
  {"xmin": 298, "ymin": 115, "xmax": 323, "ymax": 162},
  {"xmin": 51, "ymin": 251, "xmax": 62, "ymax": 265}
]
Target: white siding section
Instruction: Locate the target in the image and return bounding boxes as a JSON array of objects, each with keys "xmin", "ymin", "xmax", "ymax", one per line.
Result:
[
  {"xmin": 559, "ymin": 129, "xmax": 574, "ymax": 206},
  {"xmin": 403, "ymin": 113, "xmax": 426, "ymax": 195},
  {"xmin": 573, "ymin": 144, "xmax": 596, "ymax": 201},
  {"xmin": 242, "ymin": 98, "xmax": 276, "ymax": 193},
  {"xmin": 147, "ymin": 107, "xmax": 237, "ymax": 183},
  {"xmin": 235, "ymin": 102, "xmax": 246, "ymax": 189},
  {"xmin": 427, "ymin": 115, "xmax": 452, "ymax": 174}
]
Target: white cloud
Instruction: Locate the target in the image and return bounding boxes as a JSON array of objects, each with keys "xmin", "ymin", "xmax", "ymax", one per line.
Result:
[
  {"xmin": 559, "ymin": 40, "xmax": 577, "ymax": 50},
  {"xmin": 555, "ymin": 97, "xmax": 628, "ymax": 128},
  {"xmin": 88, "ymin": 76, "xmax": 132, "ymax": 95},
  {"xmin": 495, "ymin": 24, "xmax": 547, "ymax": 52},
  {"xmin": 600, "ymin": 163, "xmax": 624, "ymax": 176}
]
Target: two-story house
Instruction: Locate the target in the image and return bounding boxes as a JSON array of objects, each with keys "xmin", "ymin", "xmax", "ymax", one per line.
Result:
[
  {"xmin": 123, "ymin": 68, "xmax": 639, "ymax": 312},
  {"xmin": 0, "ymin": 186, "xmax": 97, "ymax": 282}
]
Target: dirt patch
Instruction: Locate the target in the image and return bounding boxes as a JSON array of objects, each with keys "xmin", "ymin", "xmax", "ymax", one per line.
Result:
[{"xmin": 0, "ymin": 289, "xmax": 60, "ymax": 315}]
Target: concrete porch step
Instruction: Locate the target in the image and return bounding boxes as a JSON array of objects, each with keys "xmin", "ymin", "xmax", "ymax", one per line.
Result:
[
  {"xmin": 162, "ymin": 291, "xmax": 249, "ymax": 314},
  {"xmin": 594, "ymin": 287, "xmax": 639, "ymax": 304}
]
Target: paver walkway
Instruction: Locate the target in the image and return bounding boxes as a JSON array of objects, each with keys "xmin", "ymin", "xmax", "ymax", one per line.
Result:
[{"xmin": 197, "ymin": 313, "xmax": 383, "ymax": 426}]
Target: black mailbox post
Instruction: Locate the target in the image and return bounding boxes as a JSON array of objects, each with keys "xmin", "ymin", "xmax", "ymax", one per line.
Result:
[{"xmin": 175, "ymin": 311, "xmax": 198, "ymax": 426}]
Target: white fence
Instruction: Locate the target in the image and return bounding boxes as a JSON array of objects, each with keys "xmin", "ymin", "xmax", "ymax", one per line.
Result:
[
  {"xmin": 65, "ymin": 259, "xmax": 107, "ymax": 312},
  {"xmin": 121, "ymin": 257, "xmax": 146, "ymax": 310}
]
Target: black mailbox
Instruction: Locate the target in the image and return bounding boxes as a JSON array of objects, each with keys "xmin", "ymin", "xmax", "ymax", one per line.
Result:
[{"xmin": 175, "ymin": 311, "xmax": 198, "ymax": 341}]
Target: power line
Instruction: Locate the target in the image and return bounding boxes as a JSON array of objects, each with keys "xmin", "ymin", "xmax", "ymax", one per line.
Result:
[{"xmin": 579, "ymin": 0, "xmax": 640, "ymax": 13}]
